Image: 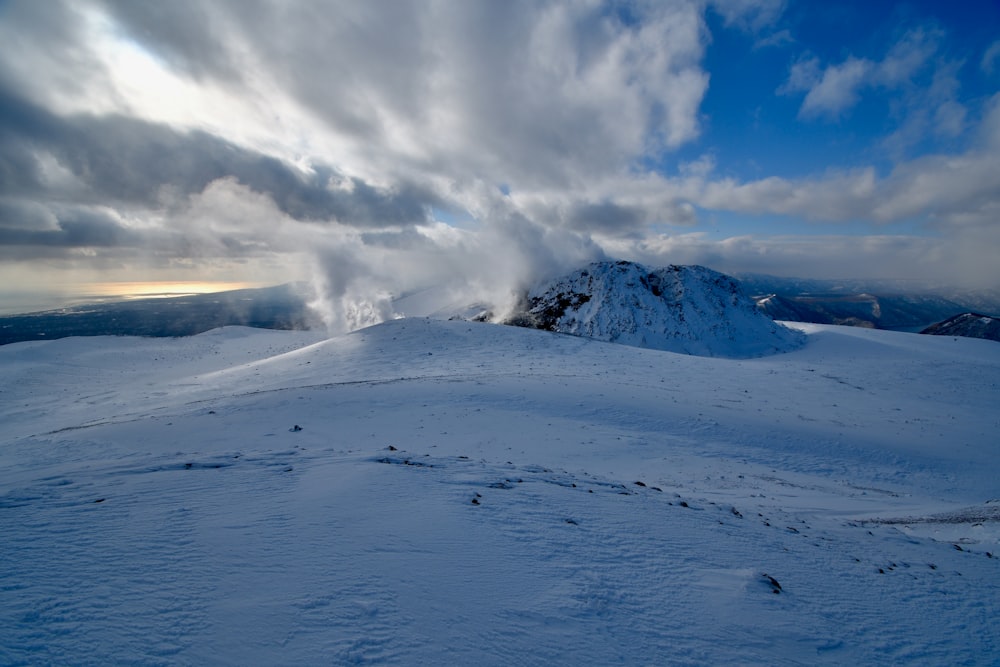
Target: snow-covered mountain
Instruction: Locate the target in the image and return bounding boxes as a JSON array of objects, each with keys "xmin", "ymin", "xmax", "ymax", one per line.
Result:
[
  {"xmin": 922, "ymin": 312, "xmax": 1000, "ymax": 342},
  {"xmin": 505, "ymin": 260, "xmax": 804, "ymax": 357},
  {"xmin": 2, "ymin": 319, "xmax": 999, "ymax": 664}
]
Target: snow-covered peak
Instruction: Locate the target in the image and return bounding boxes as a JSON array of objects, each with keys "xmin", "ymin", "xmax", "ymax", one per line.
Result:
[{"xmin": 506, "ymin": 260, "xmax": 804, "ymax": 357}]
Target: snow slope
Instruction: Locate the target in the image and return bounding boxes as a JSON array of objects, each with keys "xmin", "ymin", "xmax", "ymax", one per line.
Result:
[
  {"xmin": 508, "ymin": 260, "xmax": 804, "ymax": 357},
  {"xmin": 1, "ymin": 320, "xmax": 999, "ymax": 665}
]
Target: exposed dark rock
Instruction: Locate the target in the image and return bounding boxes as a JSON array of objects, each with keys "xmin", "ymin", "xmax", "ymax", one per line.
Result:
[{"xmin": 762, "ymin": 573, "xmax": 782, "ymax": 594}]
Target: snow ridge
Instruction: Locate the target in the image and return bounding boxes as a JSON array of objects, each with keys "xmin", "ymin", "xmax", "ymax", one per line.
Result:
[{"xmin": 507, "ymin": 260, "xmax": 804, "ymax": 357}]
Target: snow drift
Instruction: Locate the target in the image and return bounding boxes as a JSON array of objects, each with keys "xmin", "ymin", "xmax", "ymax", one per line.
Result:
[{"xmin": 505, "ymin": 260, "xmax": 804, "ymax": 357}]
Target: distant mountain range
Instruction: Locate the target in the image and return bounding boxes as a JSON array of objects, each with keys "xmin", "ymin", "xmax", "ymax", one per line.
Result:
[{"xmin": 738, "ymin": 273, "xmax": 1000, "ymax": 332}]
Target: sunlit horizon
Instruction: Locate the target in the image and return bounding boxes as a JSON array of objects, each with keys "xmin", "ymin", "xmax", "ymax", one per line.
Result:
[
  {"xmin": 0, "ymin": 281, "xmax": 276, "ymax": 316},
  {"xmin": 80, "ymin": 281, "xmax": 272, "ymax": 299}
]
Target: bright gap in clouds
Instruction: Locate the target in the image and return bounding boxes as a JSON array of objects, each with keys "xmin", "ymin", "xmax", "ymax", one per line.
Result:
[
  {"xmin": 82, "ymin": 281, "xmax": 271, "ymax": 300},
  {"xmin": 101, "ymin": 35, "xmax": 195, "ymax": 123},
  {"xmin": 430, "ymin": 207, "xmax": 477, "ymax": 230},
  {"xmin": 0, "ymin": 281, "xmax": 273, "ymax": 315}
]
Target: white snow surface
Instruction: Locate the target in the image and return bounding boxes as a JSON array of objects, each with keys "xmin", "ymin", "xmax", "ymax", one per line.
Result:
[
  {"xmin": 2, "ymin": 319, "xmax": 999, "ymax": 665},
  {"xmin": 520, "ymin": 261, "xmax": 805, "ymax": 357}
]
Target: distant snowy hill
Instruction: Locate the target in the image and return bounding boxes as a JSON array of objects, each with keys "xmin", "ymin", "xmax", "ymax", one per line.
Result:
[
  {"xmin": 922, "ymin": 312, "xmax": 1000, "ymax": 342},
  {"xmin": 505, "ymin": 260, "xmax": 804, "ymax": 357}
]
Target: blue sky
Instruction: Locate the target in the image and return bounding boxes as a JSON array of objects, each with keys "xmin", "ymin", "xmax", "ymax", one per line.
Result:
[
  {"xmin": 0, "ymin": 0, "xmax": 998, "ymax": 317},
  {"xmin": 698, "ymin": 1, "xmax": 1000, "ymax": 180}
]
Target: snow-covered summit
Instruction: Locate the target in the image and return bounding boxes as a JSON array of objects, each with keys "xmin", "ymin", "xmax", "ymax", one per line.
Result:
[{"xmin": 505, "ymin": 260, "xmax": 804, "ymax": 357}]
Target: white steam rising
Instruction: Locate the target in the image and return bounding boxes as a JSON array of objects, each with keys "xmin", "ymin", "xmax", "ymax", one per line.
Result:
[{"xmin": 304, "ymin": 214, "xmax": 606, "ymax": 335}]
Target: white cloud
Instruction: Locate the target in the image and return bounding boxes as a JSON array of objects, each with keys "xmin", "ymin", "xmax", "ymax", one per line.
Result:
[
  {"xmin": 600, "ymin": 230, "xmax": 994, "ymax": 287},
  {"xmin": 685, "ymin": 116, "xmax": 1000, "ymax": 230},
  {"xmin": 780, "ymin": 56, "xmax": 820, "ymax": 94},
  {"xmin": 753, "ymin": 28, "xmax": 793, "ymax": 49},
  {"xmin": 799, "ymin": 57, "xmax": 872, "ymax": 119},
  {"xmin": 981, "ymin": 40, "xmax": 1000, "ymax": 75},
  {"xmin": 103, "ymin": 0, "xmax": 707, "ymax": 194},
  {"xmin": 709, "ymin": 0, "xmax": 786, "ymax": 32},
  {"xmin": 874, "ymin": 28, "xmax": 940, "ymax": 86},
  {"xmin": 781, "ymin": 28, "xmax": 942, "ymax": 121}
]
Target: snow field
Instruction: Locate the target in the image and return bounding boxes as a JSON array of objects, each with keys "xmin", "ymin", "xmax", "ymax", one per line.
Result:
[{"xmin": 1, "ymin": 319, "xmax": 998, "ymax": 664}]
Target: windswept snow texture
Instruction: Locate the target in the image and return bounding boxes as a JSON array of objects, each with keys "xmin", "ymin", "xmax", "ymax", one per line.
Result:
[
  {"xmin": 511, "ymin": 261, "xmax": 804, "ymax": 357},
  {"xmin": 2, "ymin": 320, "xmax": 999, "ymax": 665}
]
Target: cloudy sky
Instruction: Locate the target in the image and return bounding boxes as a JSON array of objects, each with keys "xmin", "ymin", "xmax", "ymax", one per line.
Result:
[{"xmin": 1, "ymin": 0, "xmax": 999, "ymax": 323}]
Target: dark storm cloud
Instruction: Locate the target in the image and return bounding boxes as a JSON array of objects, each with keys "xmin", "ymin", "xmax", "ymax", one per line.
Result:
[
  {"xmin": 0, "ymin": 1, "xmax": 108, "ymax": 108},
  {"xmin": 0, "ymin": 87, "xmax": 436, "ymax": 237},
  {"xmin": 0, "ymin": 207, "xmax": 139, "ymax": 247},
  {"xmin": 0, "ymin": 90, "xmax": 65, "ymax": 199},
  {"xmin": 566, "ymin": 201, "xmax": 648, "ymax": 234},
  {"xmin": 0, "ymin": 199, "xmax": 160, "ymax": 261},
  {"xmin": 0, "ymin": 199, "xmax": 52, "ymax": 230}
]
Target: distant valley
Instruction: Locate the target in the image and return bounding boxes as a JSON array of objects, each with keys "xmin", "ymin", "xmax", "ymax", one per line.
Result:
[
  {"xmin": 0, "ymin": 284, "xmax": 319, "ymax": 346},
  {"xmin": 740, "ymin": 274, "xmax": 1000, "ymax": 336}
]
